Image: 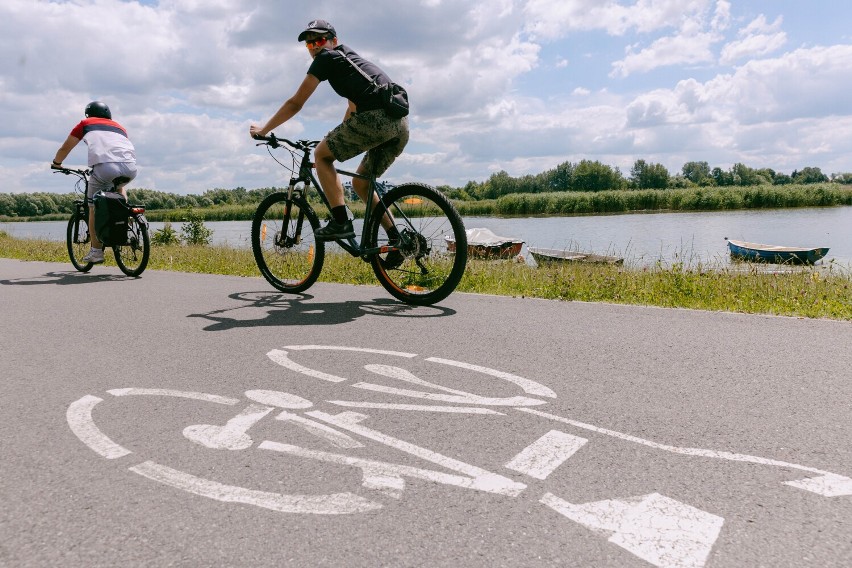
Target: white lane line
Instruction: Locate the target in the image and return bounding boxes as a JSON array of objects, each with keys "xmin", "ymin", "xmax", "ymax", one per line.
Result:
[
  {"xmin": 305, "ymin": 410, "xmax": 527, "ymax": 497},
  {"xmin": 107, "ymin": 388, "xmax": 239, "ymax": 405},
  {"xmin": 67, "ymin": 395, "xmax": 132, "ymax": 459},
  {"xmin": 542, "ymin": 492, "xmax": 724, "ymax": 568},
  {"xmin": 504, "ymin": 430, "xmax": 588, "ymax": 480},
  {"xmin": 426, "ymin": 357, "xmax": 557, "ymax": 398},
  {"xmin": 130, "ymin": 460, "xmax": 380, "ymax": 515},
  {"xmin": 327, "ymin": 401, "xmax": 503, "ymax": 415},
  {"xmin": 520, "ymin": 408, "xmax": 852, "ymax": 493},
  {"xmin": 784, "ymin": 474, "xmax": 852, "ymax": 497},
  {"xmin": 283, "ymin": 345, "xmax": 417, "ymax": 358}
]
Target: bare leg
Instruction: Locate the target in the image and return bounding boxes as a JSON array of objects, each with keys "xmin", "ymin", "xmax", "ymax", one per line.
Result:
[
  {"xmin": 88, "ymin": 204, "xmax": 102, "ymax": 249},
  {"xmin": 352, "ymin": 166, "xmax": 395, "ymax": 233},
  {"xmin": 314, "ymin": 141, "xmax": 344, "ymax": 208}
]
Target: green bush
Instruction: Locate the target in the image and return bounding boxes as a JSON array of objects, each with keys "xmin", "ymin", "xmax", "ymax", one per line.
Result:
[
  {"xmin": 152, "ymin": 221, "xmax": 180, "ymax": 246},
  {"xmin": 180, "ymin": 208, "xmax": 213, "ymax": 246}
]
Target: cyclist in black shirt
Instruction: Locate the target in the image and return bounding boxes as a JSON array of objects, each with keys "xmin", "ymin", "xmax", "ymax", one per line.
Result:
[{"xmin": 250, "ymin": 19, "xmax": 409, "ymax": 241}]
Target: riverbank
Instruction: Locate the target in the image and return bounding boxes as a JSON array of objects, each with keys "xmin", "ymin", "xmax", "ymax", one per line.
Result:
[
  {"xmin": 2, "ymin": 232, "xmax": 850, "ymax": 320},
  {"xmin": 3, "ymin": 183, "xmax": 851, "ymax": 223}
]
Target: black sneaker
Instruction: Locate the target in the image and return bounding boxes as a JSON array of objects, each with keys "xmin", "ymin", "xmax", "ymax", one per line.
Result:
[
  {"xmin": 381, "ymin": 250, "xmax": 406, "ymax": 270},
  {"xmin": 315, "ymin": 219, "xmax": 355, "ymax": 241}
]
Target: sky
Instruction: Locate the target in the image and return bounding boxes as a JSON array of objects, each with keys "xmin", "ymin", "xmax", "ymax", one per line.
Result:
[{"xmin": 3, "ymin": 0, "xmax": 852, "ymax": 195}]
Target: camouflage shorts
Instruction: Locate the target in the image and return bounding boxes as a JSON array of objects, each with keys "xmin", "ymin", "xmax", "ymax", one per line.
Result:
[{"xmin": 325, "ymin": 110, "xmax": 409, "ymax": 177}]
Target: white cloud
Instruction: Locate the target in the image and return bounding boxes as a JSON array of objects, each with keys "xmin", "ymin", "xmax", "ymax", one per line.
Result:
[
  {"xmin": 608, "ymin": 2, "xmax": 732, "ymax": 76},
  {"xmin": 611, "ymin": 31, "xmax": 718, "ymax": 77},
  {"xmin": 2, "ymin": 0, "xmax": 852, "ymax": 196},
  {"xmin": 720, "ymin": 15, "xmax": 786, "ymax": 64},
  {"xmin": 523, "ymin": 0, "xmax": 717, "ymax": 38}
]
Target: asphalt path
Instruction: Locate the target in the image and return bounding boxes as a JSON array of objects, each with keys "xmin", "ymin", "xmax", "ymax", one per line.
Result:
[{"xmin": 1, "ymin": 258, "xmax": 851, "ymax": 567}]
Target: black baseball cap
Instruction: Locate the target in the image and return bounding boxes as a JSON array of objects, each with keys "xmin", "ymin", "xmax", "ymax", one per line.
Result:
[{"xmin": 297, "ymin": 19, "xmax": 336, "ymax": 41}]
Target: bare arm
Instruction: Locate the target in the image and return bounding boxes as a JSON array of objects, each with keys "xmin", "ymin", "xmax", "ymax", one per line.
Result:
[
  {"xmin": 51, "ymin": 134, "xmax": 80, "ymax": 167},
  {"xmin": 250, "ymin": 74, "xmax": 321, "ymax": 138}
]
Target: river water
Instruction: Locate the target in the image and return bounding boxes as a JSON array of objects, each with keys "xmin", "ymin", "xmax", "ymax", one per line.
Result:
[{"xmin": 3, "ymin": 206, "xmax": 851, "ymax": 269}]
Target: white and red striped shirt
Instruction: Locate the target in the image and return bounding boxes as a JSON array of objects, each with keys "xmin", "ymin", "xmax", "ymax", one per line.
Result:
[{"xmin": 69, "ymin": 117, "xmax": 136, "ymax": 166}]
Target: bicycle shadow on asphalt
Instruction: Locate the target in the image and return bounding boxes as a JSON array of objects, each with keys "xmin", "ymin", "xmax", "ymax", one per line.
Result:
[
  {"xmin": 0, "ymin": 270, "xmax": 130, "ymax": 286},
  {"xmin": 187, "ymin": 290, "xmax": 457, "ymax": 331}
]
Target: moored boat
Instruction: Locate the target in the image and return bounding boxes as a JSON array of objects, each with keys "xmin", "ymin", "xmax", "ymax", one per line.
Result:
[
  {"xmin": 725, "ymin": 238, "xmax": 829, "ymax": 265},
  {"xmin": 528, "ymin": 247, "xmax": 624, "ymax": 265},
  {"xmin": 446, "ymin": 227, "xmax": 524, "ymax": 259}
]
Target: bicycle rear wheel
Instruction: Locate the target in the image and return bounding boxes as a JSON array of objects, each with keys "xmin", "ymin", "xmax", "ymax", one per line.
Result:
[
  {"xmin": 251, "ymin": 192, "xmax": 325, "ymax": 293},
  {"xmin": 66, "ymin": 211, "xmax": 93, "ymax": 272},
  {"xmin": 114, "ymin": 215, "xmax": 150, "ymax": 277},
  {"xmin": 368, "ymin": 183, "xmax": 467, "ymax": 305}
]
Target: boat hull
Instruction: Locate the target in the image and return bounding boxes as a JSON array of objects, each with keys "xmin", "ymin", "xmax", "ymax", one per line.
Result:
[
  {"xmin": 447, "ymin": 240, "xmax": 523, "ymax": 259},
  {"xmin": 528, "ymin": 247, "xmax": 624, "ymax": 265},
  {"xmin": 446, "ymin": 228, "xmax": 524, "ymax": 259},
  {"xmin": 726, "ymin": 239, "xmax": 829, "ymax": 265}
]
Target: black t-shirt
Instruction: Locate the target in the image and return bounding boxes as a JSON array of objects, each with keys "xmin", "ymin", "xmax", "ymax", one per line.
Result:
[{"xmin": 307, "ymin": 45, "xmax": 391, "ymax": 112}]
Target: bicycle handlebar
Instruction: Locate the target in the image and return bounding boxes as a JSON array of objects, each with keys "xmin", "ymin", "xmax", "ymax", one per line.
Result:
[
  {"xmin": 51, "ymin": 166, "xmax": 89, "ymax": 177},
  {"xmin": 253, "ymin": 133, "xmax": 319, "ymax": 152}
]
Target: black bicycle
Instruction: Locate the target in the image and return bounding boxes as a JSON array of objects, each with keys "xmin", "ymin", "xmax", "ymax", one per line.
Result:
[
  {"xmin": 54, "ymin": 167, "xmax": 151, "ymax": 277},
  {"xmin": 251, "ymin": 134, "xmax": 467, "ymax": 305}
]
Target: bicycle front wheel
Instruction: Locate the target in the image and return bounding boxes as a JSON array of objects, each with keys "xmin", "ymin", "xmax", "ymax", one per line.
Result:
[
  {"xmin": 368, "ymin": 183, "xmax": 467, "ymax": 305},
  {"xmin": 114, "ymin": 216, "xmax": 150, "ymax": 277},
  {"xmin": 251, "ymin": 192, "xmax": 325, "ymax": 293},
  {"xmin": 66, "ymin": 211, "xmax": 93, "ymax": 272}
]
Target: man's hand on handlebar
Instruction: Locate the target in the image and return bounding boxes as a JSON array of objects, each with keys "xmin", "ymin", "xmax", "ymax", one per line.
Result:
[{"xmin": 249, "ymin": 124, "xmax": 267, "ymax": 140}]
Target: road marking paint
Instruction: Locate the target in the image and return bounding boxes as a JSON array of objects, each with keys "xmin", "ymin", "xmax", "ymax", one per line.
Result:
[
  {"xmin": 426, "ymin": 357, "xmax": 557, "ymax": 398},
  {"xmin": 327, "ymin": 401, "xmax": 503, "ymax": 415},
  {"xmin": 275, "ymin": 411, "xmax": 365, "ymax": 449},
  {"xmin": 360, "ymin": 472, "xmax": 406, "ymax": 499},
  {"xmin": 183, "ymin": 404, "xmax": 274, "ymax": 450},
  {"xmin": 67, "ymin": 395, "xmax": 132, "ymax": 459},
  {"xmin": 107, "ymin": 388, "xmax": 239, "ymax": 405},
  {"xmin": 130, "ymin": 460, "xmax": 381, "ymax": 515},
  {"xmin": 784, "ymin": 473, "xmax": 852, "ymax": 497},
  {"xmin": 283, "ymin": 345, "xmax": 417, "ymax": 358},
  {"xmin": 361, "ymin": 364, "xmax": 545, "ymax": 407},
  {"xmin": 304, "ymin": 410, "xmax": 527, "ymax": 496},
  {"xmin": 521, "ymin": 408, "xmax": 852, "ymax": 490},
  {"xmin": 259, "ymin": 440, "xmax": 524, "ymax": 497},
  {"xmin": 504, "ymin": 430, "xmax": 588, "ymax": 480},
  {"xmin": 352, "ymin": 381, "xmax": 546, "ymax": 407},
  {"xmin": 542, "ymin": 492, "xmax": 724, "ymax": 568},
  {"xmin": 245, "ymin": 390, "xmax": 313, "ymax": 409},
  {"xmin": 267, "ymin": 349, "xmax": 348, "ymax": 382}
]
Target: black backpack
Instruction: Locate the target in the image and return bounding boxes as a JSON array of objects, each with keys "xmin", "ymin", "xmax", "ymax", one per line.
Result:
[{"xmin": 93, "ymin": 191, "xmax": 129, "ymax": 246}]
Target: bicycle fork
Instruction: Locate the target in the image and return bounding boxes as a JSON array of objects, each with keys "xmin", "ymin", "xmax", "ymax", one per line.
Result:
[{"xmin": 272, "ymin": 184, "xmax": 306, "ymax": 248}]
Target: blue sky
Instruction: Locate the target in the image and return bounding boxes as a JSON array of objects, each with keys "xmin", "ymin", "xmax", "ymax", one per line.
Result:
[{"xmin": 3, "ymin": 0, "xmax": 852, "ymax": 195}]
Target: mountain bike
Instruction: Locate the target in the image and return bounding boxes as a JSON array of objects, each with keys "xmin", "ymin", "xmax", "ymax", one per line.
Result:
[
  {"xmin": 53, "ymin": 167, "xmax": 151, "ymax": 277},
  {"xmin": 250, "ymin": 134, "xmax": 467, "ymax": 306}
]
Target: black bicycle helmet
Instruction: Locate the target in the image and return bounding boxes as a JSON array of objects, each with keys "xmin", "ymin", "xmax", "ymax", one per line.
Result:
[{"xmin": 85, "ymin": 101, "xmax": 111, "ymax": 119}]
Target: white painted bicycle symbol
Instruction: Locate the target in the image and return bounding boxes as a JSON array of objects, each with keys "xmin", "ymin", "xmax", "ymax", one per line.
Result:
[{"xmin": 68, "ymin": 345, "xmax": 851, "ymax": 568}]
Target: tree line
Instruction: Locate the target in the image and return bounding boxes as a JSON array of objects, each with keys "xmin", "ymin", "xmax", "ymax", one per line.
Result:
[
  {"xmin": 0, "ymin": 186, "xmax": 281, "ymax": 218},
  {"xmin": 2, "ymin": 160, "xmax": 851, "ymax": 218},
  {"xmin": 438, "ymin": 160, "xmax": 852, "ymax": 201}
]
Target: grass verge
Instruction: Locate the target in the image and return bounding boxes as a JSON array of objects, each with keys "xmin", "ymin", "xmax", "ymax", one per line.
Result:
[{"xmin": 2, "ymin": 231, "xmax": 851, "ymax": 320}]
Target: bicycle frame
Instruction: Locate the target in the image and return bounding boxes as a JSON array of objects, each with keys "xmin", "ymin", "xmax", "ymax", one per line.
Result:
[
  {"xmin": 259, "ymin": 134, "xmax": 406, "ymax": 260},
  {"xmin": 53, "ymin": 167, "xmax": 91, "ymax": 238}
]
